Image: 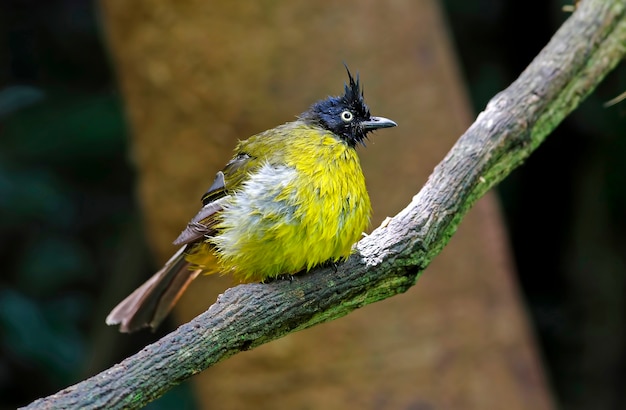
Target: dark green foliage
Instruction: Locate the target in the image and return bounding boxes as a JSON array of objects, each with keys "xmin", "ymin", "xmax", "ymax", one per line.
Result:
[{"xmin": 0, "ymin": 2, "xmax": 198, "ymax": 408}]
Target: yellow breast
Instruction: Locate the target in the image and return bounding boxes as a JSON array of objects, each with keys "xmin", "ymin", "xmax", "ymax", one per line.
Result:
[{"xmin": 208, "ymin": 124, "xmax": 371, "ymax": 283}]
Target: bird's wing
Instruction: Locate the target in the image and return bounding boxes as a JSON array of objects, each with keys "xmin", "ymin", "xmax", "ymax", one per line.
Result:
[{"xmin": 172, "ymin": 150, "xmax": 259, "ymax": 246}]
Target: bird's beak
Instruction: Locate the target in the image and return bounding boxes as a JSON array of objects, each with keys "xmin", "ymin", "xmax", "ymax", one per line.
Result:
[{"xmin": 361, "ymin": 116, "xmax": 397, "ymax": 130}]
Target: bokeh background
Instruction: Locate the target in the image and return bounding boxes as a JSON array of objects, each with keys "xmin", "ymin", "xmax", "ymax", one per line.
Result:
[{"xmin": 1, "ymin": 0, "xmax": 625, "ymax": 409}]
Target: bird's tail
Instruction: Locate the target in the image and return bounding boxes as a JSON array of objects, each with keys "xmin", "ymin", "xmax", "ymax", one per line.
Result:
[{"xmin": 106, "ymin": 246, "xmax": 201, "ymax": 333}]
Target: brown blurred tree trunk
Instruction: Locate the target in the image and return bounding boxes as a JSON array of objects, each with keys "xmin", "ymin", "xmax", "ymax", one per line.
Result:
[{"xmin": 99, "ymin": 0, "xmax": 554, "ymax": 408}]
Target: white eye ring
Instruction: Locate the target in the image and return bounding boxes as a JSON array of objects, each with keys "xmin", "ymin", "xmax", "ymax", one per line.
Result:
[{"xmin": 340, "ymin": 110, "xmax": 354, "ymax": 122}]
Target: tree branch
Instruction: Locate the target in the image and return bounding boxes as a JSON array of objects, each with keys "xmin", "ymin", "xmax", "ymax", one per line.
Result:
[{"xmin": 23, "ymin": 0, "xmax": 626, "ymax": 408}]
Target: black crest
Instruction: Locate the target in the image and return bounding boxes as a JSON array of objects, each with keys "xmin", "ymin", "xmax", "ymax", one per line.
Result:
[
  {"xmin": 300, "ymin": 65, "xmax": 374, "ymax": 147},
  {"xmin": 340, "ymin": 65, "xmax": 370, "ymax": 118}
]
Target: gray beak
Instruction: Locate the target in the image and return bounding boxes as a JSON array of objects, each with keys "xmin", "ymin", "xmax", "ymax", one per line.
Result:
[{"xmin": 361, "ymin": 116, "xmax": 397, "ymax": 130}]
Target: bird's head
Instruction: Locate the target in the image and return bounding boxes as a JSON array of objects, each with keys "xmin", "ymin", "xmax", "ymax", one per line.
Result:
[{"xmin": 300, "ymin": 67, "xmax": 397, "ymax": 147}]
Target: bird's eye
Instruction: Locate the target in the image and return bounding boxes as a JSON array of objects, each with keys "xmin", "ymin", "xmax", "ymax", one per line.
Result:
[{"xmin": 340, "ymin": 110, "xmax": 354, "ymax": 122}]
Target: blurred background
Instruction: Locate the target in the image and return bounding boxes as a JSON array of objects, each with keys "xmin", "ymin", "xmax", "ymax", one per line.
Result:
[{"xmin": 1, "ymin": 0, "xmax": 624, "ymax": 409}]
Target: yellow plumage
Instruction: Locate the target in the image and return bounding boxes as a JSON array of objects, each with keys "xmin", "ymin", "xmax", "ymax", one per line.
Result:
[
  {"xmin": 106, "ymin": 68, "xmax": 396, "ymax": 332},
  {"xmin": 185, "ymin": 122, "xmax": 371, "ymax": 283}
]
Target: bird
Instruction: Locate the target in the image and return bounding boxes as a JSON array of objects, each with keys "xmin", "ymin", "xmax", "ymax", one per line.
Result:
[{"xmin": 106, "ymin": 67, "xmax": 397, "ymax": 333}]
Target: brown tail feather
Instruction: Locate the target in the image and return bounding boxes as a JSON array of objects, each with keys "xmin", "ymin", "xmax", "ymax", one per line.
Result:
[{"xmin": 106, "ymin": 246, "xmax": 201, "ymax": 333}]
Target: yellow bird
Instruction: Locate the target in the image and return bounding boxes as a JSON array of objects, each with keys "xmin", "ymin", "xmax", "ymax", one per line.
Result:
[{"xmin": 107, "ymin": 68, "xmax": 396, "ymax": 332}]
